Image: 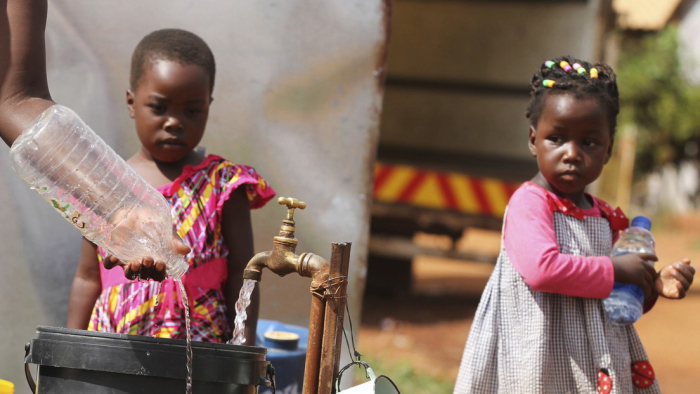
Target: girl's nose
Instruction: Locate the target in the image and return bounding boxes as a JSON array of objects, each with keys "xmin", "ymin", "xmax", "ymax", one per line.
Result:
[
  {"xmin": 563, "ymin": 142, "xmax": 581, "ymax": 162},
  {"xmin": 164, "ymin": 116, "xmax": 183, "ymax": 132}
]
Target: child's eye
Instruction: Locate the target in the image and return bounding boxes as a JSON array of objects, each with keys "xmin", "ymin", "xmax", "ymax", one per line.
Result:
[
  {"xmin": 148, "ymin": 103, "xmax": 165, "ymax": 112},
  {"xmin": 583, "ymin": 139, "xmax": 598, "ymax": 147},
  {"xmin": 187, "ymin": 108, "xmax": 203, "ymax": 115},
  {"xmin": 546, "ymin": 135, "xmax": 562, "ymax": 143}
]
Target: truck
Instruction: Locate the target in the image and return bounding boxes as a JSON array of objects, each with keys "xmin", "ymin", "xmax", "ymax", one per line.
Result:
[{"xmin": 367, "ymin": 0, "xmax": 616, "ymax": 295}]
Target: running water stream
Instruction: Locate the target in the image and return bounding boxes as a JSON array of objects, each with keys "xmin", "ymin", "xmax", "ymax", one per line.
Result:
[
  {"xmin": 230, "ymin": 279, "xmax": 257, "ymax": 345},
  {"xmin": 164, "ymin": 276, "xmax": 251, "ymax": 393},
  {"xmin": 175, "ymin": 278, "xmax": 193, "ymax": 394}
]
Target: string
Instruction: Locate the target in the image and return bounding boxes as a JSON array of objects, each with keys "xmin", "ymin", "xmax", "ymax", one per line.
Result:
[
  {"xmin": 325, "ymin": 275, "xmax": 362, "ymax": 363},
  {"xmin": 345, "ymin": 302, "xmax": 361, "ymax": 361}
]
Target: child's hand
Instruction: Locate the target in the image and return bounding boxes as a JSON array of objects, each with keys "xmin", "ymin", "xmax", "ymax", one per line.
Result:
[
  {"xmin": 611, "ymin": 253, "xmax": 658, "ymax": 297},
  {"xmin": 655, "ymin": 259, "xmax": 694, "ymax": 299}
]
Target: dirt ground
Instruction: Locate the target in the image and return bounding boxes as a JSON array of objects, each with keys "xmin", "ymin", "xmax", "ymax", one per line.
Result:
[{"xmin": 359, "ymin": 214, "xmax": 700, "ymax": 393}]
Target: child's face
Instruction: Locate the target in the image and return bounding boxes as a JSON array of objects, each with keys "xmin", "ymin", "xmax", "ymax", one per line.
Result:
[
  {"xmin": 528, "ymin": 93, "xmax": 612, "ymax": 199},
  {"xmin": 127, "ymin": 59, "xmax": 212, "ymax": 163}
]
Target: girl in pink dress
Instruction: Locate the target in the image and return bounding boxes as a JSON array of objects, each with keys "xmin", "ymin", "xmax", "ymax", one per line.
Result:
[
  {"xmin": 453, "ymin": 56, "xmax": 695, "ymax": 394},
  {"xmin": 66, "ymin": 29, "xmax": 275, "ymax": 344}
]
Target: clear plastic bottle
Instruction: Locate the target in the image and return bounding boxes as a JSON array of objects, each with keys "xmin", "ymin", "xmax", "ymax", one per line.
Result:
[
  {"xmin": 603, "ymin": 216, "xmax": 655, "ymax": 326},
  {"xmin": 9, "ymin": 105, "xmax": 188, "ymax": 279}
]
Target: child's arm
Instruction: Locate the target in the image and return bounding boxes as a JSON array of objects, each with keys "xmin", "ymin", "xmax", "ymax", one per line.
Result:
[
  {"xmin": 504, "ymin": 184, "xmax": 657, "ymax": 299},
  {"xmin": 504, "ymin": 186, "xmax": 615, "ymax": 298},
  {"xmin": 655, "ymin": 258, "xmax": 694, "ymax": 299},
  {"xmin": 222, "ymin": 187, "xmax": 259, "ymax": 345},
  {"xmin": 0, "ymin": 0, "xmax": 55, "ymax": 146},
  {"xmin": 66, "ymin": 238, "xmax": 102, "ymax": 329}
]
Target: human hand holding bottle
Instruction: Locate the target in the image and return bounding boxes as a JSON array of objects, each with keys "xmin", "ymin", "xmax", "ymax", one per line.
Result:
[
  {"xmin": 100, "ymin": 204, "xmax": 191, "ymax": 281},
  {"xmin": 611, "ymin": 253, "xmax": 658, "ymax": 297},
  {"xmin": 655, "ymin": 258, "xmax": 695, "ymax": 299},
  {"xmin": 103, "ymin": 229, "xmax": 191, "ymax": 281}
]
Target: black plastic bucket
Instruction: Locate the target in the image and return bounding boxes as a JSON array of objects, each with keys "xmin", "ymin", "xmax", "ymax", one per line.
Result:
[{"xmin": 24, "ymin": 326, "xmax": 273, "ymax": 394}]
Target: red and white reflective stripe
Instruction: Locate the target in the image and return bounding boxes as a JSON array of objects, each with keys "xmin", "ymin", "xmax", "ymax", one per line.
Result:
[{"xmin": 373, "ymin": 162, "xmax": 519, "ymax": 218}]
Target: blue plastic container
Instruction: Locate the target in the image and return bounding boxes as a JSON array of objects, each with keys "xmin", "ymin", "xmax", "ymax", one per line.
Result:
[{"xmin": 257, "ymin": 319, "xmax": 308, "ymax": 394}]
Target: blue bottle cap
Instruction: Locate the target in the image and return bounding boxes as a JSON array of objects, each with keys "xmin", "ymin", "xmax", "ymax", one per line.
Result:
[{"xmin": 630, "ymin": 216, "xmax": 652, "ymax": 231}]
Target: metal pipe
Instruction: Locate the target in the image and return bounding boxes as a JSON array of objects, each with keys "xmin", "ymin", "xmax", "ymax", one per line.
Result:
[
  {"xmin": 303, "ymin": 294, "xmax": 326, "ymax": 394},
  {"xmin": 317, "ymin": 243, "xmax": 351, "ymax": 394},
  {"xmin": 330, "ymin": 244, "xmax": 351, "ymax": 392}
]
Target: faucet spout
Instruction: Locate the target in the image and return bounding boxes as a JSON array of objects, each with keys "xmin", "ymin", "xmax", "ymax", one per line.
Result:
[
  {"xmin": 243, "ymin": 251, "xmax": 271, "ymax": 282},
  {"xmin": 242, "ymin": 249, "xmax": 330, "ymax": 288}
]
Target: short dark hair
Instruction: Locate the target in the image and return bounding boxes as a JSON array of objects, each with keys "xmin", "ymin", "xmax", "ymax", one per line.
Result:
[
  {"xmin": 526, "ymin": 55, "xmax": 619, "ymax": 135},
  {"xmin": 130, "ymin": 28, "xmax": 216, "ymax": 93}
]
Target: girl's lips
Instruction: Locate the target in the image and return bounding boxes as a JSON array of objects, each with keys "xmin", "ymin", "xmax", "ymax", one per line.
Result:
[
  {"xmin": 561, "ymin": 168, "xmax": 580, "ymax": 176},
  {"xmin": 559, "ymin": 170, "xmax": 580, "ymax": 180},
  {"xmin": 159, "ymin": 139, "xmax": 185, "ymax": 147}
]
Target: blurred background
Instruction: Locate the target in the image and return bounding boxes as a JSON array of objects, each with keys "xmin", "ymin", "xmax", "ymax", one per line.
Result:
[
  {"xmin": 361, "ymin": 0, "xmax": 700, "ymax": 393},
  {"xmin": 2, "ymin": 0, "xmax": 700, "ymax": 393}
]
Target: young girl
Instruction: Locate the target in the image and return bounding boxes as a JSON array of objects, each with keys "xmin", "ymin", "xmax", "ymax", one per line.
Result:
[
  {"xmin": 66, "ymin": 29, "xmax": 275, "ymax": 344},
  {"xmin": 453, "ymin": 56, "xmax": 695, "ymax": 394}
]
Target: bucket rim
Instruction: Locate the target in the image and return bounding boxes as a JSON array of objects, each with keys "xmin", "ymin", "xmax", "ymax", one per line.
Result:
[
  {"xmin": 35, "ymin": 326, "xmax": 267, "ymax": 354},
  {"xmin": 27, "ymin": 326, "xmax": 272, "ymax": 385}
]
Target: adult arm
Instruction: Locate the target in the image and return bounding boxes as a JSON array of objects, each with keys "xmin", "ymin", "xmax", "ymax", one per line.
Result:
[
  {"xmin": 504, "ymin": 184, "xmax": 615, "ymax": 298},
  {"xmin": 0, "ymin": 0, "xmax": 55, "ymax": 146},
  {"xmin": 66, "ymin": 238, "xmax": 102, "ymax": 329},
  {"xmin": 0, "ymin": 0, "xmax": 190, "ymax": 278},
  {"xmin": 222, "ymin": 187, "xmax": 259, "ymax": 345}
]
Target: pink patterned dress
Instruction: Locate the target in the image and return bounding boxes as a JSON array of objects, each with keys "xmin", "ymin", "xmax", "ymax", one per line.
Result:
[{"xmin": 88, "ymin": 155, "xmax": 275, "ymax": 343}]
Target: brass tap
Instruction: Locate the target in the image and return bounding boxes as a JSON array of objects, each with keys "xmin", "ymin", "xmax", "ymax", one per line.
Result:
[{"xmin": 243, "ymin": 197, "xmax": 330, "ymax": 290}]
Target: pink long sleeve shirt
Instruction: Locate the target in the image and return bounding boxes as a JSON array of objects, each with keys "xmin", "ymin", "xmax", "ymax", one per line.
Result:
[{"xmin": 503, "ymin": 182, "xmax": 629, "ymax": 299}]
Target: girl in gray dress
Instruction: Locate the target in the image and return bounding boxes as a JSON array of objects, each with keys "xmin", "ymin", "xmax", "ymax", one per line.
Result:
[{"xmin": 454, "ymin": 56, "xmax": 695, "ymax": 394}]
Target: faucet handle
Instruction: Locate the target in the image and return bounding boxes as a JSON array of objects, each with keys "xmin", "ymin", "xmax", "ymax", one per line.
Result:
[{"xmin": 278, "ymin": 197, "xmax": 306, "ymax": 220}]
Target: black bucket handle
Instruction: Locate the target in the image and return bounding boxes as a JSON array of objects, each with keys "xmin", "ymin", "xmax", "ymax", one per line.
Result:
[
  {"xmin": 25, "ymin": 341, "xmax": 37, "ymax": 393},
  {"xmin": 265, "ymin": 362, "xmax": 276, "ymax": 394}
]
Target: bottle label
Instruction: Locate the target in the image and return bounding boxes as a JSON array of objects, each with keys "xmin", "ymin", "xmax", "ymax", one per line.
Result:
[
  {"xmin": 69, "ymin": 211, "xmax": 86, "ymax": 229},
  {"xmin": 50, "ymin": 198, "xmax": 86, "ymax": 229}
]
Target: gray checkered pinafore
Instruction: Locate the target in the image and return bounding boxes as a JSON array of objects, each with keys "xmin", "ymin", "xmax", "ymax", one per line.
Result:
[{"xmin": 454, "ymin": 210, "xmax": 660, "ymax": 394}]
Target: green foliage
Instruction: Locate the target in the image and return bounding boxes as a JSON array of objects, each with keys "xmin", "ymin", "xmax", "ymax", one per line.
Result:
[
  {"xmin": 617, "ymin": 25, "xmax": 700, "ymax": 173},
  {"xmin": 352, "ymin": 355, "xmax": 454, "ymax": 394}
]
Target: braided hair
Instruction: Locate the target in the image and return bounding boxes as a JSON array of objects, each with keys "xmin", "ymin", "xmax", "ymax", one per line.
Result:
[
  {"xmin": 130, "ymin": 29, "xmax": 216, "ymax": 93},
  {"xmin": 526, "ymin": 55, "xmax": 619, "ymax": 136}
]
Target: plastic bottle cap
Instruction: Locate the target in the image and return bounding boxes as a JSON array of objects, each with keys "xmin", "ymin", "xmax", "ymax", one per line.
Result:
[{"xmin": 630, "ymin": 216, "xmax": 652, "ymax": 231}]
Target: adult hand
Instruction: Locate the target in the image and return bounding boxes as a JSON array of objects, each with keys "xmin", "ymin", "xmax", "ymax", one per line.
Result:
[
  {"xmin": 611, "ymin": 253, "xmax": 658, "ymax": 297},
  {"xmin": 103, "ymin": 231, "xmax": 190, "ymax": 281}
]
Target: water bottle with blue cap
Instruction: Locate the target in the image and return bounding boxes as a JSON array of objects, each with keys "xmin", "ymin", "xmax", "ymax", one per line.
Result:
[{"xmin": 603, "ymin": 216, "xmax": 655, "ymax": 326}]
